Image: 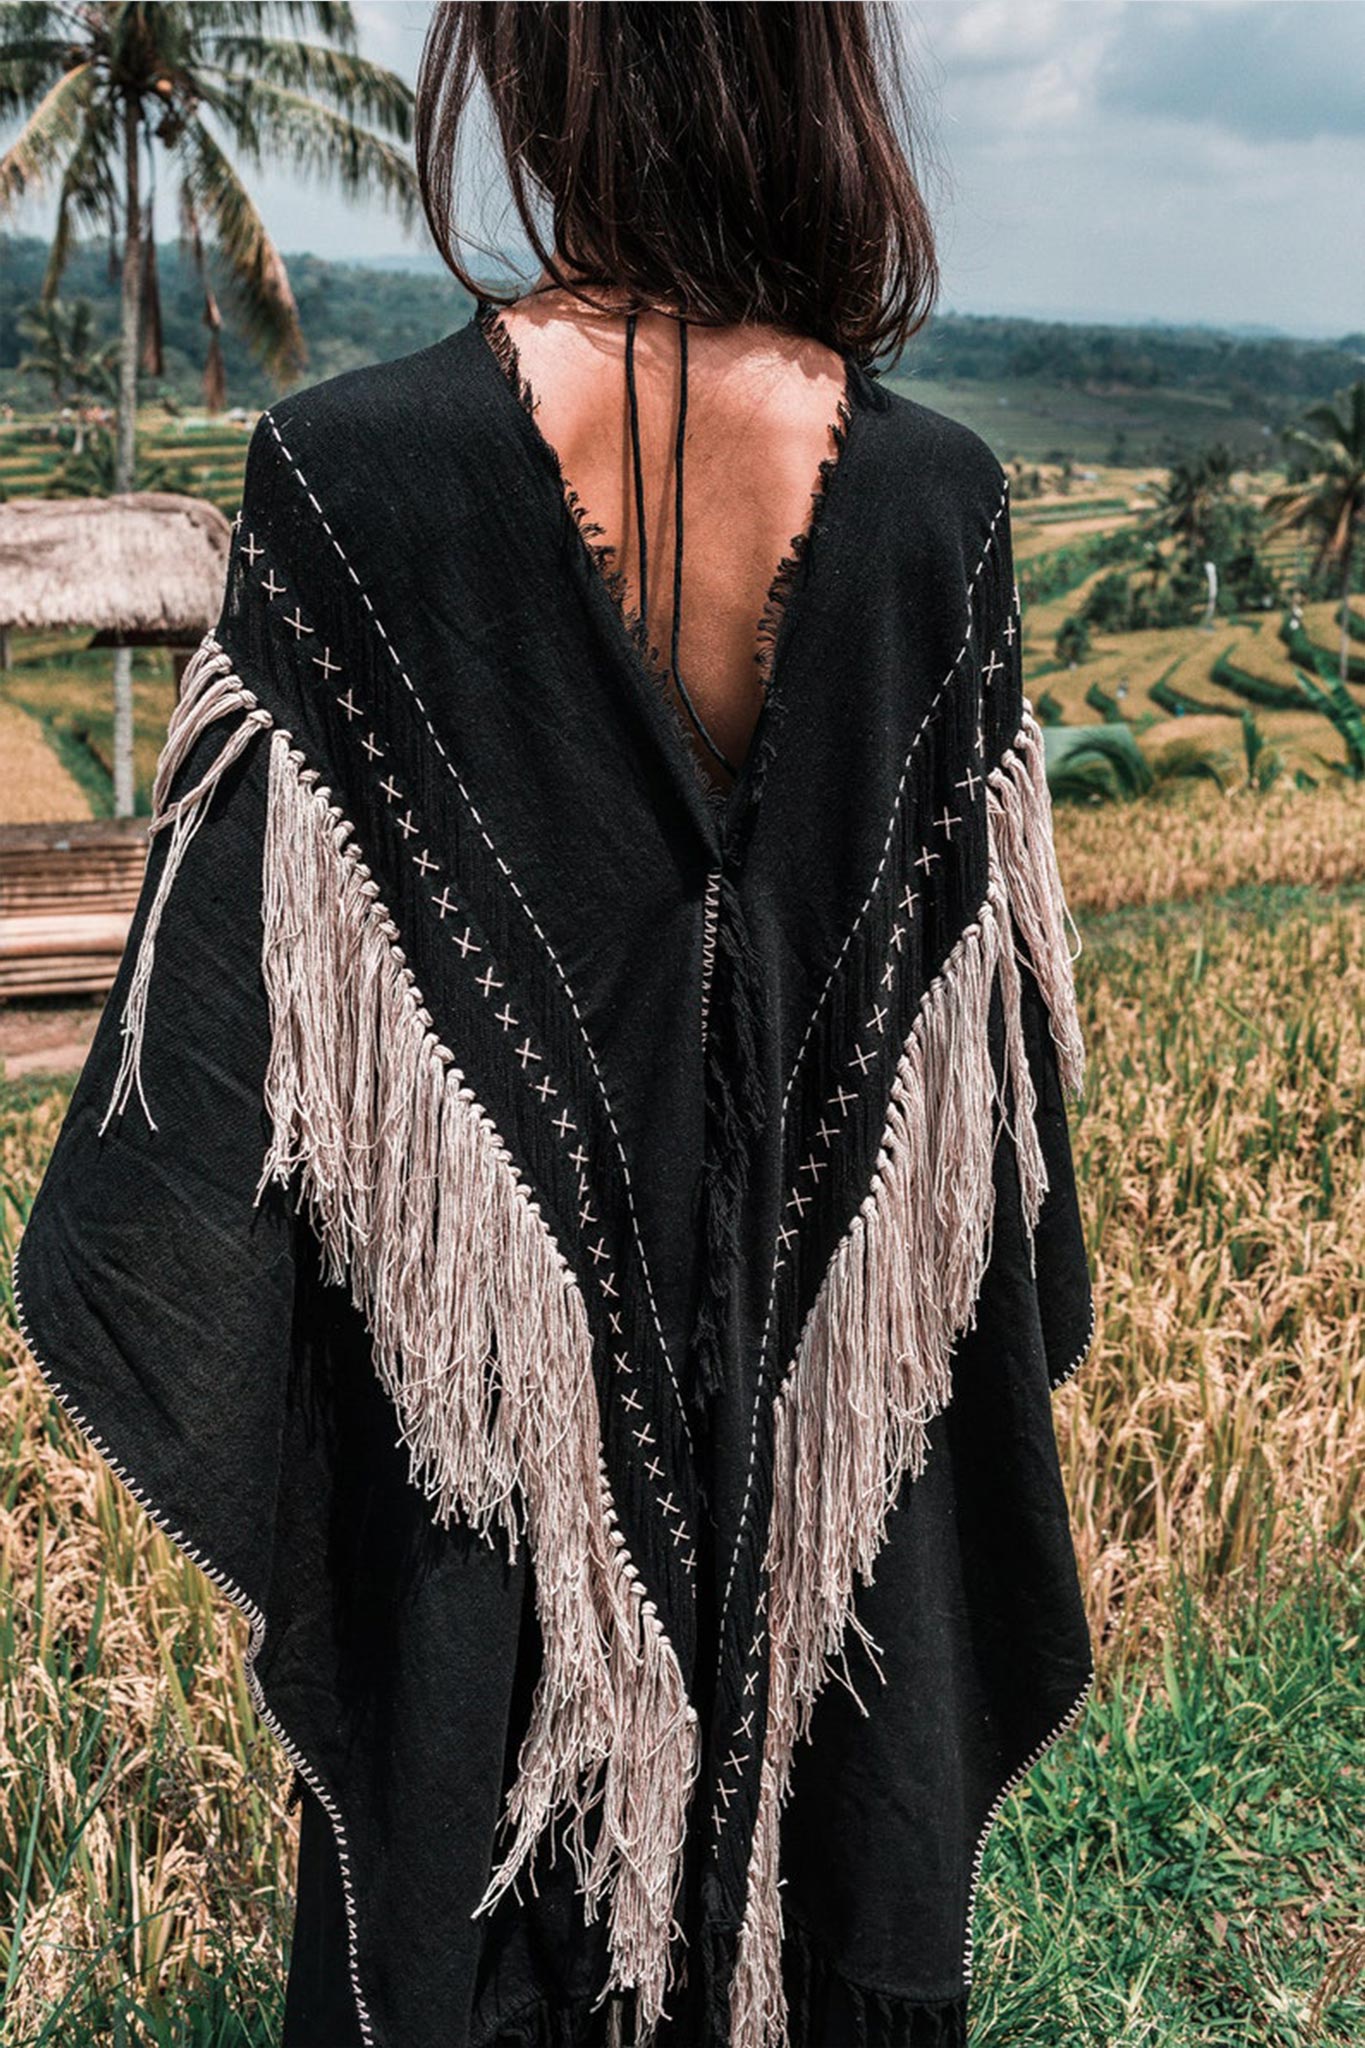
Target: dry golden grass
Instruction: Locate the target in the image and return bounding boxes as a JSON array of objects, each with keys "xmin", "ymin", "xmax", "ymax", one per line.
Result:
[
  {"xmin": 1054, "ymin": 778, "xmax": 1365, "ymax": 913},
  {"xmin": 1057, "ymin": 885, "xmax": 1365, "ymax": 1661},
  {"xmin": 1, "ymin": 1087, "xmax": 294, "ymax": 2032},
  {"xmin": 0, "ymin": 698, "xmax": 90, "ymax": 823},
  {"xmin": 5, "ymin": 780, "xmax": 1365, "ymax": 2029}
]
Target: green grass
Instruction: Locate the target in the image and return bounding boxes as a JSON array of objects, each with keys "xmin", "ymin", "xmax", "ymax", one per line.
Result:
[
  {"xmin": 972, "ymin": 1543, "xmax": 1365, "ymax": 2045},
  {"xmin": 4, "ymin": 787, "xmax": 1365, "ymax": 2042},
  {"xmin": 0, "ymin": 418, "xmax": 249, "ymax": 519},
  {"xmin": 2, "ymin": 322, "xmax": 1363, "ymax": 2036}
]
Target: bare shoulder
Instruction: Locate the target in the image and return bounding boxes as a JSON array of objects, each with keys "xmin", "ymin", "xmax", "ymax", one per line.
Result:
[{"xmin": 493, "ymin": 290, "xmax": 854, "ymax": 450}]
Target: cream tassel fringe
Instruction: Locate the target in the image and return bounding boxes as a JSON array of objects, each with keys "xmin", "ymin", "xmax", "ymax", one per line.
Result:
[
  {"xmin": 988, "ymin": 707, "xmax": 1086, "ymax": 1097},
  {"xmin": 100, "ymin": 634, "xmax": 700, "ymax": 2037},
  {"xmin": 729, "ymin": 712, "xmax": 1085, "ymax": 2048},
  {"xmin": 100, "ymin": 640, "xmax": 272, "ymax": 1135}
]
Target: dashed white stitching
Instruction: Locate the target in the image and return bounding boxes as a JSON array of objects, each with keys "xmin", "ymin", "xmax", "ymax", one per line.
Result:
[
  {"xmin": 712, "ymin": 479, "xmax": 1012, "ymax": 1679},
  {"xmin": 261, "ymin": 415, "xmax": 695, "ymax": 1459},
  {"xmin": 10, "ymin": 1243, "xmax": 378, "ymax": 2046},
  {"xmin": 257, "ymin": 569, "xmax": 620, "ymax": 1259},
  {"xmin": 264, "ymin": 598, "xmax": 702, "ymax": 1572},
  {"xmin": 707, "ymin": 737, "xmax": 996, "ymax": 1831}
]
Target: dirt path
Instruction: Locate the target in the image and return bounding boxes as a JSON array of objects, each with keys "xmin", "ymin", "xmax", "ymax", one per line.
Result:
[{"xmin": 0, "ymin": 1002, "xmax": 101, "ymax": 1079}]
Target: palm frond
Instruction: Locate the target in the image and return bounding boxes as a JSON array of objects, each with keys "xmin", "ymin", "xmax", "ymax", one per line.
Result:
[
  {"xmin": 0, "ymin": 36, "xmax": 76, "ymax": 118},
  {"xmin": 1277, "ymin": 426, "xmax": 1342, "ymax": 474},
  {"xmin": 178, "ymin": 115, "xmax": 306, "ymax": 377},
  {"xmin": 5, "ymin": 3, "xmax": 75, "ymax": 28},
  {"xmin": 1298, "ymin": 401, "xmax": 1350, "ymax": 450},
  {"xmin": 192, "ymin": 2, "xmax": 358, "ymax": 51},
  {"xmin": 179, "ymin": 186, "xmax": 229, "ymax": 411},
  {"xmin": 0, "ymin": 58, "xmax": 92, "ymax": 215},
  {"xmin": 0, "ymin": 0, "xmax": 74, "ymax": 87},
  {"xmin": 203, "ymin": 37, "xmax": 413, "ymax": 136},
  {"xmin": 216, "ymin": 78, "xmax": 420, "ymax": 225},
  {"xmin": 1046, "ymin": 728, "xmax": 1155, "ymax": 805},
  {"xmin": 1295, "ymin": 664, "xmax": 1365, "ymax": 780},
  {"xmin": 44, "ymin": 101, "xmax": 118, "ymax": 298}
]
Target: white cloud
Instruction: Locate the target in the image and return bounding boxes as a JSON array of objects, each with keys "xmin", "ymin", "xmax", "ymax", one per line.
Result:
[
  {"xmin": 1094, "ymin": 0, "xmax": 1365, "ymax": 140},
  {"xmin": 907, "ymin": 0, "xmax": 1364, "ymax": 332},
  {"xmin": 351, "ymin": 2, "xmax": 430, "ymax": 80},
  {"xmin": 2, "ymin": 2, "xmax": 1360, "ymax": 334}
]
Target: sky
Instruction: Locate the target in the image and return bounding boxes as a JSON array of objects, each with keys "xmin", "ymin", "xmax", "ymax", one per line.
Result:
[{"xmin": 5, "ymin": 1, "xmax": 1364, "ymax": 338}]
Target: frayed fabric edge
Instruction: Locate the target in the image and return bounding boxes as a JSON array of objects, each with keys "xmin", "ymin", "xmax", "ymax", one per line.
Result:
[
  {"xmin": 95, "ymin": 633, "xmax": 701, "ymax": 2040},
  {"xmin": 781, "ymin": 1911, "xmax": 969, "ymax": 2047},
  {"xmin": 728, "ymin": 713, "xmax": 1087, "ymax": 2048}
]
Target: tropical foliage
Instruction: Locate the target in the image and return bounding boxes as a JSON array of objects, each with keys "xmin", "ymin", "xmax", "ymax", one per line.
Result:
[
  {"xmin": 14, "ymin": 298, "xmax": 115, "ymax": 453},
  {"xmin": 8, "ymin": 798, "xmax": 1365, "ymax": 2034},
  {"xmin": 1046, "ymin": 726, "xmax": 1153, "ymax": 804},
  {"xmin": 0, "ymin": 1, "xmax": 417, "ymax": 815},
  {"xmin": 0, "ymin": 1, "xmax": 418, "ymax": 442},
  {"xmin": 1264, "ymin": 385, "xmax": 1365, "ymax": 686},
  {"xmin": 1237, "ymin": 707, "xmax": 1283, "ymax": 792},
  {"xmin": 1153, "ymin": 442, "xmax": 1235, "ymax": 563},
  {"xmin": 1294, "ymin": 664, "xmax": 1365, "ymax": 782}
]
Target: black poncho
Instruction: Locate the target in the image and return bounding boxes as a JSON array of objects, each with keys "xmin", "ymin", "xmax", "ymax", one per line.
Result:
[{"xmin": 12, "ymin": 300, "xmax": 1095, "ymax": 2048}]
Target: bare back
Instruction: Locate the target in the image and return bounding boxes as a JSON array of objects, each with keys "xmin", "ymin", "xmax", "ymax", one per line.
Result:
[{"xmin": 492, "ymin": 289, "xmax": 854, "ymax": 794}]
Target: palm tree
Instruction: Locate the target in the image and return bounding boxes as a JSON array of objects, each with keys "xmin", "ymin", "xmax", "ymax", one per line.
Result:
[
  {"xmin": 0, "ymin": 2, "xmax": 418, "ymax": 814},
  {"xmin": 1153, "ymin": 444, "xmax": 1235, "ymax": 565},
  {"xmin": 16, "ymin": 296, "xmax": 116, "ymax": 452},
  {"xmin": 1263, "ymin": 382, "xmax": 1365, "ymax": 689}
]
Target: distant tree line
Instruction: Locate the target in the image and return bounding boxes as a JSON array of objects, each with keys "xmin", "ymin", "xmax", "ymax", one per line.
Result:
[
  {"xmin": 1, "ymin": 235, "xmax": 467, "ymax": 412},
  {"xmin": 3, "ymin": 231, "xmax": 1362, "ymax": 422},
  {"xmin": 901, "ymin": 311, "xmax": 1364, "ymax": 411}
]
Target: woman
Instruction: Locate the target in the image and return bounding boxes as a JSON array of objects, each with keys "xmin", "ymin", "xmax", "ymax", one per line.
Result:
[{"xmin": 12, "ymin": 6, "xmax": 1095, "ymax": 2046}]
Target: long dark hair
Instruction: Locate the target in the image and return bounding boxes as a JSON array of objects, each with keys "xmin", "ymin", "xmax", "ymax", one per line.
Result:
[{"xmin": 415, "ymin": 2, "xmax": 939, "ymax": 367}]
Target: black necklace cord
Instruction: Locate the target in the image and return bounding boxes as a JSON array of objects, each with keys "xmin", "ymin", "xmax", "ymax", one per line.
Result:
[
  {"xmin": 624, "ymin": 311, "xmax": 739, "ymax": 778},
  {"xmin": 625, "ymin": 312, "xmax": 649, "ymax": 630}
]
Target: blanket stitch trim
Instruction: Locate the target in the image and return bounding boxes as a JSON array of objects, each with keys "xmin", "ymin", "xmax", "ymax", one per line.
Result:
[
  {"xmin": 235, "ymin": 517, "xmax": 700, "ymax": 1572},
  {"xmin": 261, "ymin": 412, "xmax": 696, "ymax": 1459},
  {"xmin": 726, "ymin": 707, "xmax": 1088, "ymax": 2048},
  {"xmin": 76, "ymin": 592, "xmax": 1090, "ymax": 2048},
  {"xmin": 94, "ymin": 635, "xmax": 701, "ymax": 2040},
  {"xmin": 712, "ymin": 474, "xmax": 1021, "ymax": 1670},
  {"xmin": 10, "ymin": 1248, "xmax": 381, "ymax": 2042}
]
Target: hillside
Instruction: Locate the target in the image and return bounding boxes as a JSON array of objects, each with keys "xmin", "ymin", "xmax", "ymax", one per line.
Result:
[{"xmin": 3, "ymin": 234, "xmax": 1363, "ymax": 464}]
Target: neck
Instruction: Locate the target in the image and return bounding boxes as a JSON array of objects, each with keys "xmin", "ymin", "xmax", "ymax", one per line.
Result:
[{"xmin": 526, "ymin": 259, "xmax": 685, "ymax": 322}]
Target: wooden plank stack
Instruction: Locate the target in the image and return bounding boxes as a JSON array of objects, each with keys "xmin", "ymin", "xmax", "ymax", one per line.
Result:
[{"xmin": 0, "ymin": 818, "xmax": 148, "ymax": 1000}]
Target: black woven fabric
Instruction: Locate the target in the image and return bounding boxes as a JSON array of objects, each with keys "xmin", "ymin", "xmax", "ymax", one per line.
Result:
[{"xmin": 13, "ymin": 303, "xmax": 1095, "ymax": 2048}]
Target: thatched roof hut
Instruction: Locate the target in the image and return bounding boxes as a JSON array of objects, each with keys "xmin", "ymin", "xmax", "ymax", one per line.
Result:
[{"xmin": 0, "ymin": 492, "xmax": 231, "ymax": 644}]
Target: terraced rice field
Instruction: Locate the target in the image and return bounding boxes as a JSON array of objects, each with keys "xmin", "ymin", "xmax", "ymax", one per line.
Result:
[
  {"xmin": 0, "ymin": 412, "xmax": 252, "ymax": 517},
  {"xmin": 2, "ymin": 440, "xmax": 1363, "ymax": 2042},
  {"xmin": 2, "ymin": 412, "xmax": 236, "ymax": 819},
  {"xmin": 0, "ymin": 701, "xmax": 90, "ymax": 823},
  {"xmin": 0, "ymin": 637, "xmax": 178, "ymax": 820},
  {"xmin": 0, "ymin": 433, "xmax": 1354, "ymax": 817}
]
